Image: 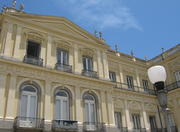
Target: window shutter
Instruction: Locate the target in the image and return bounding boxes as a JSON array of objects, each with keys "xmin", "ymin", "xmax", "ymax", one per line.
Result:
[{"xmin": 29, "ymin": 95, "xmax": 37, "ymax": 118}]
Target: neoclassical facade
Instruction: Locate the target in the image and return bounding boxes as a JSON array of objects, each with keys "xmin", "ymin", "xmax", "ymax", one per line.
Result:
[{"xmin": 0, "ymin": 7, "xmax": 179, "ymax": 132}]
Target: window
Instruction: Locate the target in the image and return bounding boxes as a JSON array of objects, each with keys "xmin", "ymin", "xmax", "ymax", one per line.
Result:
[
  {"xmin": 83, "ymin": 56, "xmax": 93, "ymax": 71},
  {"xmin": 109, "ymin": 71, "xmax": 116, "ymax": 82},
  {"xmin": 27, "ymin": 40, "xmax": 40, "ymax": 58},
  {"xmin": 57, "ymin": 49, "xmax": 69, "ymax": 65},
  {"xmin": 20, "ymin": 85, "xmax": 38, "ymax": 118},
  {"xmin": 55, "ymin": 90, "xmax": 69, "ymax": 120},
  {"xmin": 175, "ymin": 71, "xmax": 180, "ymax": 86},
  {"xmin": 84, "ymin": 94, "xmax": 96, "ymax": 123},
  {"xmin": 114, "ymin": 112, "xmax": 122, "ymax": 128},
  {"xmin": 142, "ymin": 80, "xmax": 149, "ymax": 91},
  {"xmin": 126, "ymin": 75, "xmax": 134, "ymax": 89},
  {"xmin": 149, "ymin": 116, "xmax": 157, "ymax": 130},
  {"xmin": 132, "ymin": 114, "xmax": 141, "ymax": 129}
]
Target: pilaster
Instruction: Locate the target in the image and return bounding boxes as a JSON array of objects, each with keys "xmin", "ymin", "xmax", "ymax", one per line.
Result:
[
  {"xmin": 107, "ymin": 92, "xmax": 115, "ymax": 125},
  {"xmin": 97, "ymin": 50, "xmax": 104, "ymax": 79},
  {"xmin": 75, "ymin": 86, "xmax": 83, "ymax": 123},
  {"xmin": 102, "ymin": 52, "xmax": 109, "ymax": 80},
  {"xmin": 141, "ymin": 103, "xmax": 150, "ymax": 131},
  {"xmin": 0, "ymin": 74, "xmax": 7, "ymax": 119},
  {"xmin": 124, "ymin": 100, "xmax": 132, "ymax": 130},
  {"xmin": 13, "ymin": 25, "xmax": 22, "ymax": 59},
  {"xmin": 5, "ymin": 75, "xmax": 17, "ymax": 119},
  {"xmin": 100, "ymin": 91, "xmax": 108, "ymax": 123},
  {"xmin": 74, "ymin": 44, "xmax": 81, "ymax": 74},
  {"xmin": 4, "ymin": 23, "xmax": 13, "ymax": 57}
]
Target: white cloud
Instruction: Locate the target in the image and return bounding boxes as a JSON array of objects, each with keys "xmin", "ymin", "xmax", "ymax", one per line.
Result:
[{"xmin": 54, "ymin": 0, "xmax": 142, "ymax": 31}]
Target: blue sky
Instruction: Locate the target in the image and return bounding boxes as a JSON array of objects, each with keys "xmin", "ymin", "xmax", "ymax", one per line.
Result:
[{"xmin": 1, "ymin": 0, "xmax": 180, "ymax": 59}]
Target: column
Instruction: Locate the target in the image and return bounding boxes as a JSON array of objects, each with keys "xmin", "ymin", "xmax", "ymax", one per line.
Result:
[
  {"xmin": 0, "ymin": 74, "xmax": 7, "ymax": 118},
  {"xmin": 4, "ymin": 23, "xmax": 13, "ymax": 57},
  {"xmin": 102, "ymin": 52, "xmax": 109, "ymax": 80},
  {"xmin": 13, "ymin": 25, "xmax": 22, "ymax": 59},
  {"xmin": 119, "ymin": 65, "xmax": 124, "ymax": 83},
  {"xmin": 44, "ymin": 80, "xmax": 53, "ymax": 121},
  {"xmin": 100, "ymin": 91, "xmax": 108, "ymax": 123},
  {"xmin": 97, "ymin": 50, "xmax": 104, "ymax": 78},
  {"xmin": 141, "ymin": 103, "xmax": 150, "ymax": 131},
  {"xmin": 41, "ymin": 40, "xmax": 46, "ymax": 67},
  {"xmin": 107, "ymin": 92, "xmax": 115, "ymax": 125},
  {"xmin": 135, "ymin": 70, "xmax": 141, "ymax": 91},
  {"xmin": 124, "ymin": 100, "xmax": 132, "ymax": 130},
  {"xmin": 46, "ymin": 35, "xmax": 55, "ymax": 68},
  {"xmin": 75, "ymin": 86, "xmax": 83, "ymax": 123},
  {"xmin": 74, "ymin": 44, "xmax": 81, "ymax": 74},
  {"xmin": 6, "ymin": 75, "xmax": 17, "ymax": 119}
]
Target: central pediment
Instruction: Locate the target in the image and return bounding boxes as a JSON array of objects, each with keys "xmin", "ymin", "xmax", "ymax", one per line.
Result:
[{"xmin": 8, "ymin": 13, "xmax": 107, "ymax": 46}]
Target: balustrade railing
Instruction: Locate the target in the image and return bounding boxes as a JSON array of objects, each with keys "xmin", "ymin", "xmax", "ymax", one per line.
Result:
[
  {"xmin": 83, "ymin": 122, "xmax": 105, "ymax": 132},
  {"xmin": 14, "ymin": 116, "xmax": 44, "ymax": 130},
  {"xmin": 82, "ymin": 70, "xmax": 98, "ymax": 79},
  {"xmin": 23, "ymin": 55, "xmax": 43, "ymax": 66},
  {"xmin": 114, "ymin": 83, "xmax": 156, "ymax": 95},
  {"xmin": 55, "ymin": 63, "xmax": 72, "ymax": 73},
  {"xmin": 52, "ymin": 120, "xmax": 78, "ymax": 131}
]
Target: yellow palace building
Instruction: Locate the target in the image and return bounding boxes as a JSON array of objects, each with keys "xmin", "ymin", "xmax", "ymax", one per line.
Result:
[{"xmin": 0, "ymin": 5, "xmax": 179, "ymax": 132}]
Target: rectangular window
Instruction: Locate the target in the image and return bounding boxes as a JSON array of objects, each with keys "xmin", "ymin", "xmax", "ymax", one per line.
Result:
[
  {"xmin": 114, "ymin": 112, "xmax": 122, "ymax": 128},
  {"xmin": 142, "ymin": 80, "xmax": 149, "ymax": 91},
  {"xmin": 132, "ymin": 114, "xmax": 141, "ymax": 129},
  {"xmin": 57, "ymin": 49, "xmax": 69, "ymax": 65},
  {"xmin": 126, "ymin": 75, "xmax": 134, "ymax": 89},
  {"xmin": 83, "ymin": 56, "xmax": 93, "ymax": 71},
  {"xmin": 149, "ymin": 116, "xmax": 157, "ymax": 130},
  {"xmin": 175, "ymin": 71, "xmax": 180, "ymax": 87},
  {"xmin": 109, "ymin": 71, "xmax": 116, "ymax": 82},
  {"xmin": 27, "ymin": 40, "xmax": 40, "ymax": 58}
]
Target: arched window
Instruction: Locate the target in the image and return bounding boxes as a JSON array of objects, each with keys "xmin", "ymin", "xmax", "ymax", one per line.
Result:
[
  {"xmin": 84, "ymin": 93, "xmax": 96, "ymax": 123},
  {"xmin": 55, "ymin": 90, "xmax": 69, "ymax": 120},
  {"xmin": 20, "ymin": 85, "xmax": 38, "ymax": 118}
]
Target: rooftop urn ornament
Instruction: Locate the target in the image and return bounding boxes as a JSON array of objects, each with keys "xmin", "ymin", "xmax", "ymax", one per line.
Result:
[
  {"xmin": 19, "ymin": 3, "xmax": 24, "ymax": 11},
  {"xmin": 99, "ymin": 32, "xmax": 102, "ymax": 39},
  {"xmin": 94, "ymin": 30, "xmax": 98, "ymax": 37},
  {"xmin": 12, "ymin": 0, "xmax": 17, "ymax": 8}
]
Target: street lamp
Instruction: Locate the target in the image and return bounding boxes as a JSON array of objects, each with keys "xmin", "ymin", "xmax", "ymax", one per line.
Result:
[{"xmin": 147, "ymin": 65, "xmax": 171, "ymax": 132}]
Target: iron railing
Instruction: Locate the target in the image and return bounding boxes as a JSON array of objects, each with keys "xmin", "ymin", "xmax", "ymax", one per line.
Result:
[
  {"xmin": 52, "ymin": 120, "xmax": 78, "ymax": 131},
  {"xmin": 55, "ymin": 63, "xmax": 72, "ymax": 73},
  {"xmin": 118, "ymin": 127, "xmax": 128, "ymax": 132},
  {"xmin": 83, "ymin": 122, "xmax": 105, "ymax": 132},
  {"xmin": 14, "ymin": 117, "xmax": 44, "ymax": 129},
  {"xmin": 114, "ymin": 83, "xmax": 156, "ymax": 95},
  {"xmin": 82, "ymin": 70, "xmax": 98, "ymax": 79},
  {"xmin": 130, "ymin": 128, "xmax": 146, "ymax": 132},
  {"xmin": 166, "ymin": 81, "xmax": 180, "ymax": 91},
  {"xmin": 23, "ymin": 55, "xmax": 43, "ymax": 66}
]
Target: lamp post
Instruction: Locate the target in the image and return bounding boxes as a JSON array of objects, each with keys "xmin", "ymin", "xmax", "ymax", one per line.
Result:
[{"xmin": 147, "ymin": 65, "xmax": 171, "ymax": 132}]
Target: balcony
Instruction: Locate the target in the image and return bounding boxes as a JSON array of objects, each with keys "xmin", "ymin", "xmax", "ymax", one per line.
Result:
[
  {"xmin": 23, "ymin": 55, "xmax": 43, "ymax": 66},
  {"xmin": 118, "ymin": 127, "xmax": 128, "ymax": 132},
  {"xmin": 52, "ymin": 120, "xmax": 78, "ymax": 132},
  {"xmin": 82, "ymin": 70, "xmax": 98, "ymax": 79},
  {"xmin": 83, "ymin": 122, "xmax": 105, "ymax": 132},
  {"xmin": 166, "ymin": 81, "xmax": 180, "ymax": 91},
  {"xmin": 130, "ymin": 128, "xmax": 146, "ymax": 132},
  {"xmin": 55, "ymin": 63, "xmax": 72, "ymax": 73},
  {"xmin": 13, "ymin": 117, "xmax": 44, "ymax": 131},
  {"xmin": 114, "ymin": 83, "xmax": 156, "ymax": 95}
]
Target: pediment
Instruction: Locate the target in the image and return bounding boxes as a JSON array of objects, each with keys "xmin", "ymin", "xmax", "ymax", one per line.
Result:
[{"xmin": 11, "ymin": 14, "xmax": 103, "ymax": 44}]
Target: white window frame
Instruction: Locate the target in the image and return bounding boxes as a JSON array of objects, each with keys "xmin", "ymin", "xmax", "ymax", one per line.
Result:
[
  {"xmin": 57, "ymin": 48, "xmax": 69, "ymax": 65},
  {"xmin": 83, "ymin": 56, "xmax": 93, "ymax": 71},
  {"xmin": 114, "ymin": 112, "xmax": 122, "ymax": 128},
  {"xmin": 132, "ymin": 114, "xmax": 141, "ymax": 129},
  {"xmin": 126, "ymin": 75, "xmax": 134, "ymax": 89},
  {"xmin": 55, "ymin": 91, "xmax": 69, "ymax": 120},
  {"xmin": 109, "ymin": 71, "xmax": 116, "ymax": 82},
  {"xmin": 20, "ymin": 85, "xmax": 38, "ymax": 118}
]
